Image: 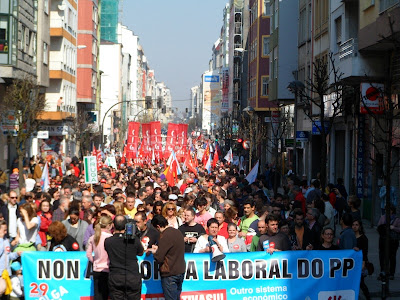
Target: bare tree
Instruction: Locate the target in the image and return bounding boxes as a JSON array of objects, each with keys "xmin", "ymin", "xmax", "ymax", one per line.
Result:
[
  {"xmin": 69, "ymin": 110, "xmax": 100, "ymax": 158},
  {"xmin": 359, "ymin": 15, "xmax": 400, "ymax": 292},
  {"xmin": 0, "ymin": 77, "xmax": 46, "ymax": 188},
  {"xmin": 301, "ymin": 53, "xmax": 345, "ymax": 188}
]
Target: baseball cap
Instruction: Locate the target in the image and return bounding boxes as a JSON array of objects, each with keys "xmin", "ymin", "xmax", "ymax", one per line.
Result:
[
  {"xmin": 11, "ymin": 261, "xmax": 21, "ymax": 271},
  {"xmin": 168, "ymin": 194, "xmax": 178, "ymax": 200},
  {"xmin": 184, "ymin": 187, "xmax": 193, "ymax": 194},
  {"xmin": 100, "ymin": 179, "xmax": 107, "ymax": 183}
]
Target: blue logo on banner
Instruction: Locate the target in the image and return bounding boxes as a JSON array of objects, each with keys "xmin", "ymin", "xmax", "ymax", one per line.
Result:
[
  {"xmin": 22, "ymin": 250, "xmax": 362, "ymax": 300},
  {"xmin": 205, "ymin": 75, "xmax": 219, "ymax": 82}
]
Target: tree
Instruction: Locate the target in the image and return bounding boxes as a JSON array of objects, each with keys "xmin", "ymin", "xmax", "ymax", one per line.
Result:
[
  {"xmin": 359, "ymin": 15, "xmax": 400, "ymax": 293},
  {"xmin": 0, "ymin": 77, "xmax": 46, "ymax": 188},
  {"xmin": 300, "ymin": 53, "xmax": 345, "ymax": 189},
  {"xmin": 266, "ymin": 107, "xmax": 291, "ymax": 193},
  {"xmin": 69, "ymin": 110, "xmax": 100, "ymax": 158}
]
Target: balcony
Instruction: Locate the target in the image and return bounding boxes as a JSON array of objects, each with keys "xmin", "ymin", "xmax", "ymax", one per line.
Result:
[{"xmin": 331, "ymin": 38, "xmax": 385, "ymax": 84}]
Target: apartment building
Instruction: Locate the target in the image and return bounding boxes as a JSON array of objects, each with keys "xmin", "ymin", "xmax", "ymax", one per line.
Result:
[
  {"xmin": 77, "ymin": 0, "xmax": 100, "ymax": 115},
  {"xmin": 36, "ymin": 0, "xmax": 78, "ymax": 157},
  {"xmin": 0, "ymin": 0, "xmax": 41, "ymax": 169}
]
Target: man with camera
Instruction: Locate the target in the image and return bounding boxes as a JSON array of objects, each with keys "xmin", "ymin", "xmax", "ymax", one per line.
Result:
[
  {"xmin": 148, "ymin": 215, "xmax": 185, "ymax": 300},
  {"xmin": 104, "ymin": 215, "xmax": 144, "ymax": 300}
]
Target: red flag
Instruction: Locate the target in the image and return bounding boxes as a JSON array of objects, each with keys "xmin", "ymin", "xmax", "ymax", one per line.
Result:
[
  {"xmin": 92, "ymin": 146, "xmax": 97, "ymax": 157},
  {"xmin": 212, "ymin": 150, "xmax": 219, "ymax": 168},
  {"xmin": 141, "ymin": 123, "xmax": 151, "ymax": 158},
  {"xmin": 96, "ymin": 149, "xmax": 102, "ymax": 170},
  {"xmin": 150, "ymin": 121, "xmax": 162, "ymax": 162},
  {"xmin": 166, "ymin": 163, "xmax": 176, "ymax": 187},
  {"xmin": 164, "ymin": 123, "xmax": 179, "ymax": 159},
  {"xmin": 184, "ymin": 152, "xmax": 197, "ymax": 175},
  {"xmin": 176, "ymin": 124, "xmax": 188, "ymax": 161},
  {"xmin": 202, "ymin": 144, "xmax": 210, "ymax": 166},
  {"xmin": 127, "ymin": 122, "xmax": 140, "ymax": 158}
]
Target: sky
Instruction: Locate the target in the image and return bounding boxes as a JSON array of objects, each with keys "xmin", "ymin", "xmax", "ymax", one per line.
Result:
[{"xmin": 122, "ymin": 0, "xmax": 228, "ymax": 109}]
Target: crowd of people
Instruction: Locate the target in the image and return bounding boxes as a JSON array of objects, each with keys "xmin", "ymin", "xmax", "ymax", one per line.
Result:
[{"xmin": 0, "ymin": 154, "xmax": 399, "ymax": 300}]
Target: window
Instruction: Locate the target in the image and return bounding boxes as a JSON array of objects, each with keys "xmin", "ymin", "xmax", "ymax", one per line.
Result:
[
  {"xmin": 273, "ymin": 47, "xmax": 278, "ymax": 79},
  {"xmin": 274, "ymin": 0, "xmax": 279, "ymax": 29},
  {"xmin": 0, "ymin": 16, "xmax": 8, "ymax": 52},
  {"xmin": 44, "ymin": 0, "xmax": 49, "ymax": 14},
  {"xmin": 262, "ymin": 77, "xmax": 269, "ymax": 96},
  {"xmin": 335, "ymin": 17, "xmax": 342, "ymax": 45},
  {"xmin": 299, "ymin": 8, "xmax": 307, "ymax": 43},
  {"xmin": 43, "ymin": 42, "xmax": 48, "ymax": 64},
  {"xmin": 263, "ymin": 0, "xmax": 271, "ymax": 15},
  {"xmin": 263, "ymin": 36, "xmax": 269, "ymax": 56},
  {"xmin": 24, "ymin": 27, "xmax": 29, "ymax": 53}
]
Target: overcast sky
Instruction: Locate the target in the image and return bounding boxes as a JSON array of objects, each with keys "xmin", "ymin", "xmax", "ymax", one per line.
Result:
[{"xmin": 122, "ymin": 0, "xmax": 228, "ymax": 109}]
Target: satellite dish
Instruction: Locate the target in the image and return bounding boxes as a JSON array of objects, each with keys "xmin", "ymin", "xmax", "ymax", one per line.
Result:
[{"xmin": 58, "ymin": 0, "xmax": 66, "ymax": 10}]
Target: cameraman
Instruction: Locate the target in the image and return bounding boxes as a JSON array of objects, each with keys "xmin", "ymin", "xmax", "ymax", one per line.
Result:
[{"xmin": 104, "ymin": 215, "xmax": 144, "ymax": 300}]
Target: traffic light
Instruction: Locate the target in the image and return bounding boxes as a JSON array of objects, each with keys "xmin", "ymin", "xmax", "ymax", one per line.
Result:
[
  {"xmin": 162, "ymin": 106, "xmax": 166, "ymax": 114},
  {"xmin": 237, "ymin": 138, "xmax": 243, "ymax": 143},
  {"xmin": 145, "ymin": 96, "xmax": 152, "ymax": 109},
  {"xmin": 185, "ymin": 108, "xmax": 188, "ymax": 113},
  {"xmin": 157, "ymin": 96, "xmax": 163, "ymax": 109}
]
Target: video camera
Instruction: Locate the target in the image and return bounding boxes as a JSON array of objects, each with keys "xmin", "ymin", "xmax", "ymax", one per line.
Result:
[{"xmin": 124, "ymin": 217, "xmax": 139, "ymax": 240}]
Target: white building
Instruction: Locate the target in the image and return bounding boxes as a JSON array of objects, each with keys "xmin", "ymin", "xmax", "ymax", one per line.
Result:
[
  {"xmin": 99, "ymin": 41, "xmax": 122, "ymax": 147},
  {"xmin": 40, "ymin": 0, "xmax": 78, "ymax": 156}
]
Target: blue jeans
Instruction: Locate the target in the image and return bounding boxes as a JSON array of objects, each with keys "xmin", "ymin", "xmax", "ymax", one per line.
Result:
[{"xmin": 161, "ymin": 273, "xmax": 184, "ymax": 300}]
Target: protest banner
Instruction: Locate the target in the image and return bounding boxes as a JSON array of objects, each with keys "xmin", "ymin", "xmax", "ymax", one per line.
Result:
[{"xmin": 22, "ymin": 250, "xmax": 362, "ymax": 300}]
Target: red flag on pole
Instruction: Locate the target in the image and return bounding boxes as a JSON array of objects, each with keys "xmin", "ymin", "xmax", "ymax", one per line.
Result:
[
  {"xmin": 141, "ymin": 123, "xmax": 151, "ymax": 158},
  {"xmin": 184, "ymin": 152, "xmax": 197, "ymax": 175},
  {"xmin": 212, "ymin": 150, "xmax": 219, "ymax": 168},
  {"xmin": 164, "ymin": 123, "xmax": 179, "ymax": 159}
]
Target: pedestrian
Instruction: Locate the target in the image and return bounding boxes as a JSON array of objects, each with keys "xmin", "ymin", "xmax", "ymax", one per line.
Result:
[
  {"xmin": 62, "ymin": 207, "xmax": 88, "ymax": 250},
  {"xmin": 11, "ymin": 203, "xmax": 38, "ymax": 252},
  {"xmin": 290, "ymin": 208, "xmax": 314, "ymax": 250},
  {"xmin": 37, "ymin": 199, "xmax": 52, "ymax": 250},
  {"xmin": 256, "ymin": 214, "xmax": 291, "ymax": 253},
  {"xmin": 9, "ymin": 169, "xmax": 19, "ymax": 194},
  {"xmin": 149, "ymin": 215, "xmax": 185, "ymax": 300},
  {"xmin": 193, "ymin": 218, "xmax": 229, "ymax": 253},
  {"xmin": 178, "ymin": 208, "xmax": 205, "ymax": 253},
  {"xmin": 377, "ymin": 205, "xmax": 400, "ymax": 280},
  {"xmin": 104, "ymin": 215, "xmax": 144, "ymax": 300},
  {"xmin": 316, "ymin": 227, "xmax": 339, "ymax": 250},
  {"xmin": 227, "ymin": 223, "xmax": 247, "ymax": 252},
  {"xmin": 379, "ymin": 180, "xmax": 398, "ymax": 215},
  {"xmin": 48, "ymin": 221, "xmax": 80, "ymax": 251},
  {"xmin": 338, "ymin": 213, "xmax": 357, "ymax": 250},
  {"xmin": 86, "ymin": 215, "xmax": 113, "ymax": 300},
  {"xmin": 352, "ymin": 220, "xmax": 371, "ymax": 300}
]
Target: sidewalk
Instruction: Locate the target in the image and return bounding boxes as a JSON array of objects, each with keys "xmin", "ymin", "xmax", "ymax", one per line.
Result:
[{"xmin": 359, "ymin": 220, "xmax": 400, "ymax": 299}]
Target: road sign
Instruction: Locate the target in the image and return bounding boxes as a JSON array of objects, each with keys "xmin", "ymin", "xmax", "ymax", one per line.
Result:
[
  {"xmin": 312, "ymin": 121, "xmax": 330, "ymax": 135},
  {"xmin": 296, "ymin": 131, "xmax": 309, "ymax": 142},
  {"xmin": 242, "ymin": 140, "xmax": 250, "ymax": 150},
  {"xmin": 84, "ymin": 156, "xmax": 98, "ymax": 184}
]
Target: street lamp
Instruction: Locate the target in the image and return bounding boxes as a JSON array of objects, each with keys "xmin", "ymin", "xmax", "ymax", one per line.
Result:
[{"xmin": 287, "ymin": 80, "xmax": 305, "ymax": 177}]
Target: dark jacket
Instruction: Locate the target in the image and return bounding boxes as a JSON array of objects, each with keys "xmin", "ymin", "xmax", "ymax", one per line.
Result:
[
  {"xmin": 153, "ymin": 227, "xmax": 185, "ymax": 277},
  {"xmin": 0, "ymin": 203, "xmax": 21, "ymax": 238}
]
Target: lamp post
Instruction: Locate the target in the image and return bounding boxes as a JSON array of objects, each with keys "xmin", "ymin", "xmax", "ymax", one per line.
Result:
[
  {"xmin": 243, "ymin": 105, "xmax": 255, "ymax": 170},
  {"xmin": 287, "ymin": 80, "xmax": 305, "ymax": 177}
]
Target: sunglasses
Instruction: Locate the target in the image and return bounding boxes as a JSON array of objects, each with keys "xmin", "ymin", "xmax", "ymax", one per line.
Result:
[
  {"xmin": 10, "ymin": 197, "xmax": 17, "ymax": 199},
  {"xmin": 167, "ymin": 208, "xmax": 175, "ymax": 211}
]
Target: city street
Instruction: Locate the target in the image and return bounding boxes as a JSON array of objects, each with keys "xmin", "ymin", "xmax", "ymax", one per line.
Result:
[{"xmin": 359, "ymin": 220, "xmax": 400, "ymax": 299}]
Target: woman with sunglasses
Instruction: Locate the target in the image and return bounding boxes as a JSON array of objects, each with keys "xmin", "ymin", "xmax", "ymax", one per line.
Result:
[
  {"xmin": 316, "ymin": 227, "xmax": 339, "ymax": 250},
  {"xmin": 162, "ymin": 202, "xmax": 182, "ymax": 229}
]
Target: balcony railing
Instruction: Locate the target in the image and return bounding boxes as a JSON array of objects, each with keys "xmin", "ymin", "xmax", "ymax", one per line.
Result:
[
  {"xmin": 380, "ymin": 0, "xmax": 399, "ymax": 13},
  {"xmin": 339, "ymin": 38, "xmax": 358, "ymax": 60}
]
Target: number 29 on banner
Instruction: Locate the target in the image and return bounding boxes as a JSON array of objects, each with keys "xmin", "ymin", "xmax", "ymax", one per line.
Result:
[{"xmin": 29, "ymin": 282, "xmax": 69, "ymax": 299}]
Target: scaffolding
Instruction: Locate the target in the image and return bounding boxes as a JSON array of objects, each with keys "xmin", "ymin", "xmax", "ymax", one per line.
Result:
[{"xmin": 100, "ymin": 0, "xmax": 120, "ymax": 43}]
